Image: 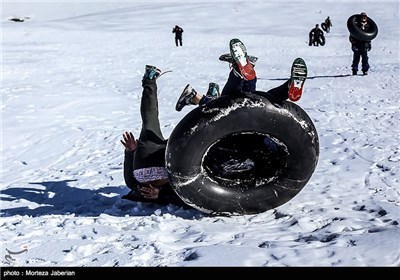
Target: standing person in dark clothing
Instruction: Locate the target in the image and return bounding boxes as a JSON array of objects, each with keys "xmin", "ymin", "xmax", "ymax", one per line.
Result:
[
  {"xmin": 121, "ymin": 65, "xmax": 187, "ymax": 207},
  {"xmin": 172, "ymin": 25, "xmax": 184, "ymax": 46},
  {"xmin": 309, "ymin": 24, "xmax": 325, "ymax": 46},
  {"xmin": 322, "ymin": 16, "xmax": 332, "ymax": 33},
  {"xmin": 349, "ymin": 12, "xmax": 372, "ymax": 75}
]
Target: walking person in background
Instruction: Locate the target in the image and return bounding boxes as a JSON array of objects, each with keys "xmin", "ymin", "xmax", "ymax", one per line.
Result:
[
  {"xmin": 322, "ymin": 16, "xmax": 332, "ymax": 33},
  {"xmin": 349, "ymin": 12, "xmax": 372, "ymax": 75},
  {"xmin": 309, "ymin": 24, "xmax": 325, "ymax": 46},
  {"xmin": 172, "ymin": 25, "xmax": 184, "ymax": 46}
]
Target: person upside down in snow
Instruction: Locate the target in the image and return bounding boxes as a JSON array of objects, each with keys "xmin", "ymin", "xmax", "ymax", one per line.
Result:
[{"xmin": 121, "ymin": 38, "xmax": 308, "ymax": 205}]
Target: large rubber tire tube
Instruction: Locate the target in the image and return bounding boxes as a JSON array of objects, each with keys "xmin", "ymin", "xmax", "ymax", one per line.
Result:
[
  {"xmin": 347, "ymin": 14, "xmax": 378, "ymax": 41},
  {"xmin": 166, "ymin": 92, "xmax": 319, "ymax": 215}
]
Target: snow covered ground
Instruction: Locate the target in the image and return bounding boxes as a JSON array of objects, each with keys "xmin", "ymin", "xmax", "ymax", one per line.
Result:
[{"xmin": 1, "ymin": 0, "xmax": 399, "ymax": 267}]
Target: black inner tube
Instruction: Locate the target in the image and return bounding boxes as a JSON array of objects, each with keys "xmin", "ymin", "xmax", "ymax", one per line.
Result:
[
  {"xmin": 166, "ymin": 92, "xmax": 319, "ymax": 215},
  {"xmin": 347, "ymin": 14, "xmax": 378, "ymax": 41}
]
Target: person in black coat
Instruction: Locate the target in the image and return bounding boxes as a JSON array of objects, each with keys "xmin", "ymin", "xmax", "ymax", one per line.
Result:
[
  {"xmin": 349, "ymin": 12, "xmax": 372, "ymax": 75},
  {"xmin": 309, "ymin": 24, "xmax": 325, "ymax": 46},
  {"xmin": 322, "ymin": 16, "xmax": 332, "ymax": 33},
  {"xmin": 172, "ymin": 25, "xmax": 184, "ymax": 46},
  {"xmin": 121, "ymin": 65, "xmax": 187, "ymax": 207}
]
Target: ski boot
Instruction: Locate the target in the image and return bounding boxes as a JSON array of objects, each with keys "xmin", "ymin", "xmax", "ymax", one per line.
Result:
[
  {"xmin": 229, "ymin": 38, "xmax": 256, "ymax": 81},
  {"xmin": 175, "ymin": 84, "xmax": 197, "ymax": 111},
  {"xmin": 206, "ymin": 82, "xmax": 220, "ymax": 99},
  {"xmin": 143, "ymin": 65, "xmax": 161, "ymax": 80},
  {"xmin": 288, "ymin": 58, "xmax": 307, "ymax": 102}
]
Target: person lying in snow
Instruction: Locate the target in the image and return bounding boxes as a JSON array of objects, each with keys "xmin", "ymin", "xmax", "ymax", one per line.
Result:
[
  {"xmin": 121, "ymin": 39, "xmax": 308, "ymax": 206},
  {"xmin": 120, "ymin": 65, "xmax": 187, "ymax": 207}
]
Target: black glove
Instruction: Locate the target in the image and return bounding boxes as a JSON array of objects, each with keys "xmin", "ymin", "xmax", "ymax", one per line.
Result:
[
  {"xmin": 351, "ymin": 45, "xmax": 359, "ymax": 52},
  {"xmin": 367, "ymin": 43, "xmax": 371, "ymax": 51}
]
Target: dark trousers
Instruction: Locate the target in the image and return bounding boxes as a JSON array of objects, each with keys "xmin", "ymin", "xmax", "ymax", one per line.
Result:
[
  {"xmin": 255, "ymin": 80, "xmax": 290, "ymax": 105},
  {"xmin": 222, "ymin": 70, "xmax": 289, "ymax": 104},
  {"xmin": 175, "ymin": 37, "xmax": 182, "ymax": 46},
  {"xmin": 133, "ymin": 79, "xmax": 167, "ymax": 170},
  {"xmin": 352, "ymin": 50, "xmax": 369, "ymax": 72},
  {"xmin": 200, "ymin": 70, "xmax": 289, "ymax": 106},
  {"xmin": 221, "ymin": 70, "xmax": 257, "ymax": 96}
]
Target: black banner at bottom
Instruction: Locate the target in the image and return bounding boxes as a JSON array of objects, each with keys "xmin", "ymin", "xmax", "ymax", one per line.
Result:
[{"xmin": 1, "ymin": 266, "xmax": 391, "ymax": 279}]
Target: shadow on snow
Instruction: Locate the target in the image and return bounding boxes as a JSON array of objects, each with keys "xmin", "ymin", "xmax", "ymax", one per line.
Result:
[{"xmin": 0, "ymin": 180, "xmax": 201, "ymax": 219}]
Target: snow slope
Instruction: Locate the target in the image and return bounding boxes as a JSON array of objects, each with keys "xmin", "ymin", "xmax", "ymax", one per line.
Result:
[{"xmin": 1, "ymin": 0, "xmax": 399, "ymax": 266}]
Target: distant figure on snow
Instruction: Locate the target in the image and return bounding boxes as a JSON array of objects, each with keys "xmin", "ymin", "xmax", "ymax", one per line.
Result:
[
  {"xmin": 172, "ymin": 25, "xmax": 184, "ymax": 47},
  {"xmin": 8, "ymin": 16, "xmax": 30, "ymax": 22},
  {"xmin": 309, "ymin": 24, "xmax": 325, "ymax": 46},
  {"xmin": 321, "ymin": 16, "xmax": 332, "ymax": 33},
  {"xmin": 349, "ymin": 12, "xmax": 372, "ymax": 75}
]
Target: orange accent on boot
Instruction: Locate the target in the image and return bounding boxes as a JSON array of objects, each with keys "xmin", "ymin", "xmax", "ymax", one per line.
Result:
[
  {"xmin": 237, "ymin": 60, "xmax": 256, "ymax": 81},
  {"xmin": 288, "ymin": 83, "xmax": 303, "ymax": 101}
]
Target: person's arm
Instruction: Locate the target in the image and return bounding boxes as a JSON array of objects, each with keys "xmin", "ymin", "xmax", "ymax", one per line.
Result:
[
  {"xmin": 138, "ymin": 183, "xmax": 188, "ymax": 207},
  {"xmin": 121, "ymin": 131, "xmax": 140, "ymax": 190}
]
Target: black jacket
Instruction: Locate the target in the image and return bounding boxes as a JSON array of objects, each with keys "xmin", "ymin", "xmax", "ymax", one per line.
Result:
[
  {"xmin": 309, "ymin": 27, "xmax": 324, "ymax": 38},
  {"xmin": 349, "ymin": 19, "xmax": 371, "ymax": 51},
  {"xmin": 349, "ymin": 35, "xmax": 371, "ymax": 52},
  {"xmin": 172, "ymin": 26, "xmax": 184, "ymax": 38}
]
